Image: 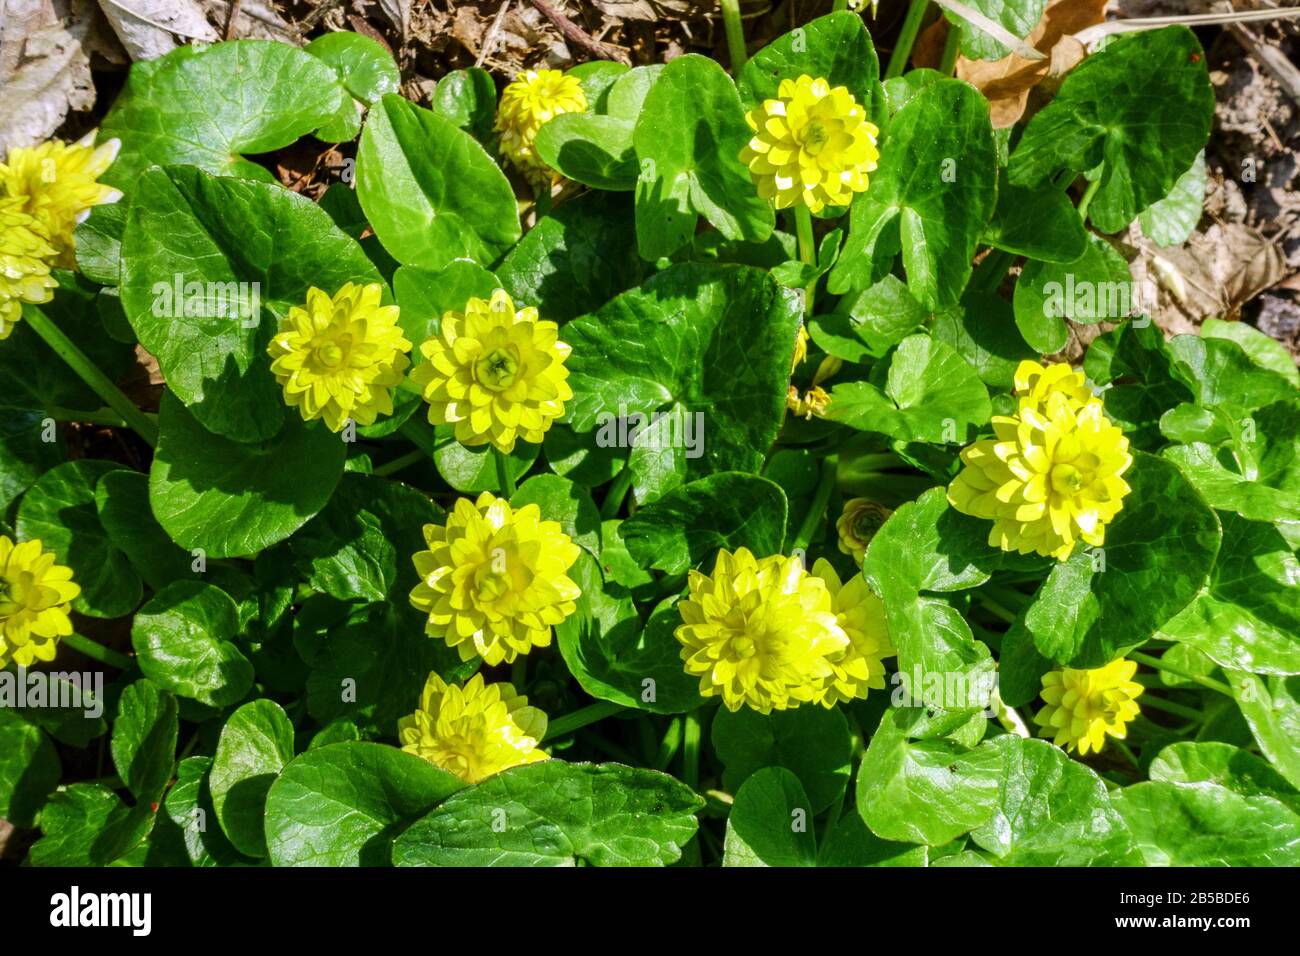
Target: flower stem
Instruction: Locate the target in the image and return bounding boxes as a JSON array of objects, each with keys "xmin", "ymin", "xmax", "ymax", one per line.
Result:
[
  {"xmin": 938, "ymin": 21, "xmax": 961, "ymax": 74},
  {"xmin": 23, "ymin": 304, "xmax": 158, "ymax": 447},
  {"xmin": 720, "ymin": 0, "xmax": 748, "ymax": 72},
  {"xmin": 792, "ymin": 454, "xmax": 838, "ymax": 555},
  {"xmin": 372, "ymin": 448, "xmax": 426, "ymax": 478},
  {"xmin": 885, "ymin": 0, "xmax": 930, "ymax": 79},
  {"xmin": 63, "ymin": 633, "xmax": 134, "ymax": 671},
  {"xmin": 971, "ymin": 248, "xmax": 1015, "ymax": 293},
  {"xmin": 543, "ymin": 700, "xmax": 624, "ymax": 742},
  {"xmin": 794, "ymin": 204, "xmax": 818, "ymax": 315},
  {"xmin": 1128, "ymin": 650, "xmax": 1234, "ymax": 698},
  {"xmin": 1077, "ymin": 173, "xmax": 1102, "ymax": 221},
  {"xmin": 832, "ymin": 0, "xmax": 849, "ymax": 10},
  {"xmin": 654, "ymin": 717, "xmax": 684, "ymax": 771},
  {"xmin": 398, "ymin": 417, "xmax": 437, "ymax": 456},
  {"xmin": 601, "ymin": 464, "xmax": 633, "ymax": 519},
  {"xmin": 43, "ymin": 406, "xmax": 138, "ymax": 429},
  {"xmin": 1139, "ymin": 694, "xmax": 1205, "ymax": 722},
  {"xmin": 682, "ymin": 710, "xmax": 702, "ymax": 790},
  {"xmin": 494, "ymin": 445, "xmax": 518, "ymax": 498}
]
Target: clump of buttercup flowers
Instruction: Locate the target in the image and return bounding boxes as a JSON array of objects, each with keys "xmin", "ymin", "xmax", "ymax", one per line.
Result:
[
  {"xmin": 1034, "ymin": 657, "xmax": 1144, "ymax": 756},
  {"xmin": 947, "ymin": 360, "xmax": 1133, "ymax": 561},
  {"xmin": 410, "ymin": 289, "xmax": 572, "ymax": 453},
  {"xmin": 674, "ymin": 548, "xmax": 894, "ymax": 713},
  {"xmin": 0, "ymin": 134, "xmax": 120, "ymax": 338},
  {"xmin": 409, "ymin": 492, "xmax": 581, "ymax": 666},
  {"xmin": 399, "ymin": 672, "xmax": 549, "ymax": 784},
  {"xmin": 267, "ymin": 282, "xmax": 411, "ymax": 433},
  {"xmin": 0, "ymin": 536, "xmax": 81, "ymax": 670},
  {"xmin": 836, "ymin": 498, "xmax": 892, "ymax": 566},
  {"xmin": 739, "ymin": 74, "xmax": 880, "ymax": 212},
  {"xmin": 495, "ymin": 68, "xmax": 588, "ymax": 181}
]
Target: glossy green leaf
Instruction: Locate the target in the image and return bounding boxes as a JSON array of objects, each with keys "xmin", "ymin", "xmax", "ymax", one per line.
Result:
[
  {"xmin": 0, "ymin": 710, "xmax": 60, "ymax": 829},
  {"xmin": 969, "ymin": 736, "xmax": 1137, "ymax": 865},
  {"xmin": 1150, "ymin": 741, "xmax": 1300, "ymax": 814},
  {"xmin": 1229, "ymin": 672, "xmax": 1300, "ymax": 792},
  {"xmin": 28, "ymin": 784, "xmax": 153, "ymax": 867},
  {"xmin": 1160, "ymin": 514, "xmax": 1300, "ymax": 675},
  {"xmin": 1114, "ymin": 780, "xmax": 1300, "ymax": 866},
  {"xmin": 829, "ymin": 80, "xmax": 997, "ymax": 309},
  {"xmin": 1139, "ymin": 149, "xmax": 1206, "ymax": 246},
  {"xmin": 857, "ymin": 707, "xmax": 1002, "ymax": 846},
  {"xmin": 1008, "ymin": 27, "xmax": 1214, "ymax": 233},
  {"xmin": 110, "ymin": 679, "xmax": 178, "ymax": 804},
  {"xmin": 120, "ymin": 165, "xmax": 385, "ymax": 442},
  {"xmin": 1021, "ymin": 452, "xmax": 1222, "ymax": 668},
  {"xmin": 555, "ymin": 553, "xmax": 700, "ymax": 714},
  {"xmin": 429, "ymin": 68, "xmax": 497, "ymax": 142},
  {"xmin": 497, "ymin": 190, "xmax": 645, "ymax": 323},
  {"xmin": 825, "ymin": 334, "xmax": 991, "ymax": 444},
  {"xmin": 392, "ymin": 761, "xmax": 702, "ymax": 867},
  {"xmin": 210, "ymin": 699, "xmax": 295, "ymax": 858},
  {"xmin": 713, "ymin": 706, "xmax": 852, "ymax": 814},
  {"xmin": 96, "ymin": 469, "xmax": 192, "ymax": 591},
  {"xmin": 265, "ymin": 742, "xmax": 464, "ymax": 866},
  {"xmin": 722, "ymin": 767, "xmax": 817, "ymax": 867},
  {"xmin": 619, "ymin": 473, "xmax": 787, "ymax": 575},
  {"xmin": 564, "ymin": 263, "xmax": 801, "ymax": 500},
  {"xmin": 1013, "ymin": 234, "xmax": 1133, "ymax": 353},
  {"xmin": 131, "ymin": 580, "xmax": 252, "ymax": 708},
  {"xmin": 149, "ymin": 393, "xmax": 346, "ymax": 558},
  {"xmin": 101, "ymin": 41, "xmax": 347, "ymax": 186},
  {"xmin": 357, "ymin": 94, "xmax": 520, "ymax": 270},
  {"xmin": 290, "ymin": 473, "xmax": 444, "ymax": 603},
  {"xmin": 633, "ymin": 54, "xmax": 774, "ymax": 259},
  {"xmin": 738, "ymin": 12, "xmax": 883, "ymax": 119},
  {"xmin": 16, "ymin": 459, "xmax": 141, "ymax": 619}
]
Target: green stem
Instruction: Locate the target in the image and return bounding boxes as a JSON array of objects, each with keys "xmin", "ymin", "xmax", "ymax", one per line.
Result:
[
  {"xmin": 977, "ymin": 595, "xmax": 1017, "ymax": 624},
  {"xmin": 1076, "ymin": 174, "xmax": 1102, "ymax": 222},
  {"xmin": 510, "ymin": 655, "xmax": 528, "ymax": 691},
  {"xmin": 494, "ymin": 445, "xmax": 517, "ymax": 498},
  {"xmin": 682, "ymin": 711, "xmax": 702, "ymax": 790},
  {"xmin": 23, "ymin": 304, "xmax": 159, "ymax": 447},
  {"xmin": 1139, "ymin": 694, "xmax": 1205, "ymax": 722},
  {"xmin": 938, "ymin": 21, "xmax": 961, "ymax": 74},
  {"xmin": 971, "ymin": 249, "xmax": 1015, "ymax": 293},
  {"xmin": 601, "ymin": 464, "xmax": 633, "ymax": 519},
  {"xmin": 885, "ymin": 0, "xmax": 930, "ymax": 79},
  {"xmin": 720, "ymin": 0, "xmax": 748, "ymax": 72},
  {"xmin": 833, "ymin": 0, "xmax": 849, "ymax": 11},
  {"xmin": 535, "ymin": 184, "xmax": 553, "ymax": 219},
  {"xmin": 543, "ymin": 700, "xmax": 624, "ymax": 742},
  {"xmin": 372, "ymin": 448, "xmax": 426, "ymax": 478},
  {"xmin": 43, "ymin": 406, "xmax": 137, "ymax": 429},
  {"xmin": 654, "ymin": 717, "xmax": 684, "ymax": 771},
  {"xmin": 793, "ymin": 204, "xmax": 818, "ymax": 316},
  {"xmin": 62, "ymin": 633, "xmax": 134, "ymax": 671},
  {"xmin": 791, "ymin": 454, "xmax": 838, "ymax": 554},
  {"xmin": 1129, "ymin": 650, "xmax": 1234, "ymax": 698},
  {"xmin": 1112, "ymin": 738, "xmax": 1141, "ymax": 771},
  {"xmin": 398, "ymin": 417, "xmax": 437, "ymax": 456}
]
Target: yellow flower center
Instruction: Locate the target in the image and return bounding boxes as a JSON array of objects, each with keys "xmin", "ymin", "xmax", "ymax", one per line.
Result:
[
  {"xmin": 0, "ymin": 571, "xmax": 55, "ymax": 618},
  {"xmin": 1050, "ymin": 463, "xmax": 1086, "ymax": 495},
  {"xmin": 474, "ymin": 565, "xmax": 512, "ymax": 603},
  {"xmin": 729, "ymin": 634, "xmax": 758, "ymax": 660},
  {"xmin": 475, "ymin": 346, "xmax": 520, "ymax": 391},
  {"xmin": 313, "ymin": 332, "xmax": 356, "ymax": 371},
  {"xmin": 801, "ymin": 120, "xmax": 830, "ymax": 154}
]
